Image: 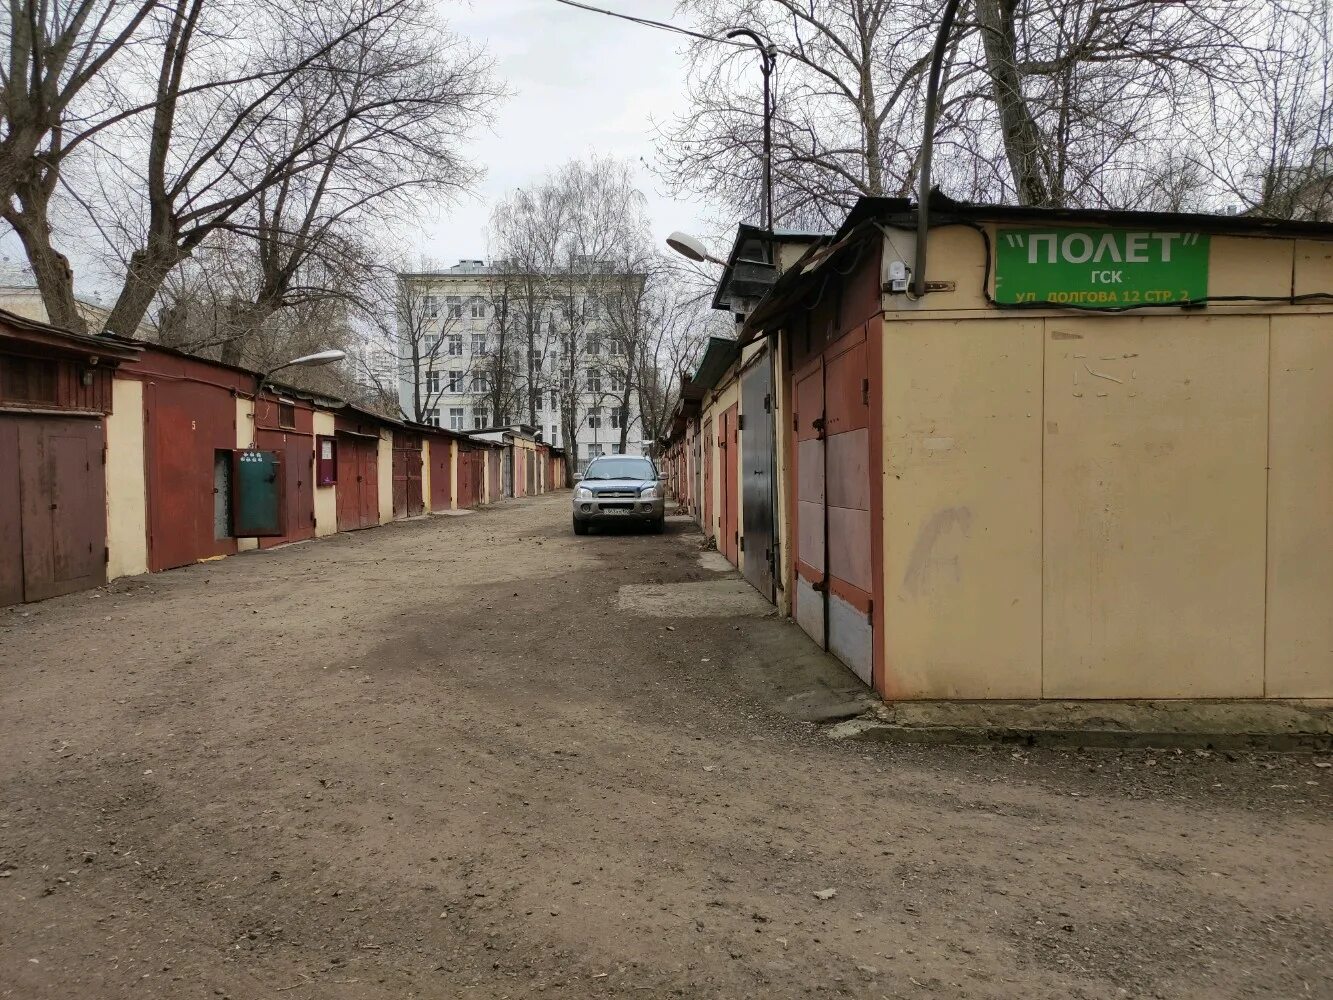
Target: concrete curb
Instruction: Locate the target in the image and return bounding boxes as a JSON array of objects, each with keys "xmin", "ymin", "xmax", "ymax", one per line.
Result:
[{"xmin": 825, "ymin": 699, "xmax": 1333, "ymax": 752}]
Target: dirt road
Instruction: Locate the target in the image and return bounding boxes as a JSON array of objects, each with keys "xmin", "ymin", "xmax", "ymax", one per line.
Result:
[{"xmin": 2, "ymin": 495, "xmax": 1329, "ymax": 999}]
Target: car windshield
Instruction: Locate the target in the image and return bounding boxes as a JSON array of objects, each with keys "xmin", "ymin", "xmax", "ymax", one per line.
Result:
[{"xmin": 582, "ymin": 459, "xmax": 655, "ymax": 481}]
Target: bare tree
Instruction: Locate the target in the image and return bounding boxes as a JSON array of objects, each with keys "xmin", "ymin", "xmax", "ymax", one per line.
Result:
[
  {"xmin": 661, "ymin": 0, "xmax": 937, "ymax": 229},
  {"xmin": 2, "ymin": 0, "xmax": 498, "ymax": 337},
  {"xmin": 1, "ymin": 0, "xmax": 159, "ymax": 330},
  {"xmin": 356, "ymin": 265, "xmax": 463, "ymax": 424},
  {"xmin": 659, "ymin": 0, "xmax": 1290, "ymax": 219},
  {"xmin": 1192, "ymin": 1, "xmax": 1332, "ymax": 220}
]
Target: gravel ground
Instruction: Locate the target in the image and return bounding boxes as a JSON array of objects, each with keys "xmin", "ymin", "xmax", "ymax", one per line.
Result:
[{"xmin": 1, "ymin": 494, "xmax": 1329, "ymax": 999}]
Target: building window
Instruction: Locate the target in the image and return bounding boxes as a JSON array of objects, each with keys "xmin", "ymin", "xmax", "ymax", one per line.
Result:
[
  {"xmin": 446, "ymin": 334, "xmax": 462, "ymax": 356},
  {"xmin": 472, "ymin": 407, "xmax": 489, "ymax": 429},
  {"xmin": 422, "ymin": 295, "xmax": 439, "ymax": 319},
  {"xmin": 446, "ymin": 370, "xmax": 464, "ymax": 393},
  {"xmin": 587, "ymin": 368, "xmax": 601, "ymax": 392},
  {"xmin": 425, "ymin": 370, "xmax": 441, "ymax": 394},
  {"xmin": 422, "ymin": 333, "xmax": 440, "ymax": 357},
  {"xmin": 609, "ymin": 338, "xmax": 626, "ymax": 356},
  {"xmin": 471, "ymin": 300, "xmax": 485, "ymax": 319},
  {"xmin": 446, "ymin": 295, "xmax": 463, "ymax": 319},
  {"xmin": 588, "ymin": 443, "xmax": 604, "ymax": 460},
  {"xmin": 550, "ymin": 391, "xmax": 559, "ymax": 411},
  {"xmin": 610, "ymin": 408, "xmax": 621, "ymax": 430},
  {"xmin": 550, "ymin": 425, "xmax": 558, "ymax": 445},
  {"xmin": 609, "ymin": 373, "xmax": 625, "ymax": 393},
  {"xmin": 425, "ymin": 407, "xmax": 440, "ymax": 427},
  {"xmin": 471, "ymin": 373, "xmax": 489, "ymax": 393},
  {"xmin": 586, "ymin": 335, "xmax": 601, "ymax": 355},
  {"xmin": 472, "ymin": 332, "xmax": 487, "ymax": 355},
  {"xmin": 449, "ymin": 407, "xmax": 464, "ymax": 430},
  {"xmin": 278, "ymin": 401, "xmax": 297, "ymax": 429},
  {"xmin": 587, "ymin": 406, "xmax": 602, "ymax": 429}
]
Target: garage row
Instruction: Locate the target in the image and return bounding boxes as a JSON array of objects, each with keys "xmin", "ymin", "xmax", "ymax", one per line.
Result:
[
  {"xmin": 660, "ymin": 201, "xmax": 1332, "ymax": 705},
  {"xmin": 0, "ymin": 308, "xmax": 567, "ymax": 606}
]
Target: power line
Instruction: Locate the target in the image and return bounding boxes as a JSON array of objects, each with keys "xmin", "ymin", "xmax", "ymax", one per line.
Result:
[{"xmin": 551, "ymin": 0, "xmax": 748, "ymax": 48}]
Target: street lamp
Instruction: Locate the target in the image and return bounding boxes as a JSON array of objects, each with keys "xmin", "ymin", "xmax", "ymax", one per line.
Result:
[
  {"xmin": 725, "ymin": 27, "xmax": 777, "ymax": 233},
  {"xmin": 666, "ymin": 231, "xmax": 725, "ymax": 266},
  {"xmin": 256, "ymin": 348, "xmax": 346, "ymax": 395}
]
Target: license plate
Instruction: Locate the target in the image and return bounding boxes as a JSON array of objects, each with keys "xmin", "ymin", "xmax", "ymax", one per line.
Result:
[{"xmin": 602, "ymin": 507, "xmax": 628, "ymax": 515}]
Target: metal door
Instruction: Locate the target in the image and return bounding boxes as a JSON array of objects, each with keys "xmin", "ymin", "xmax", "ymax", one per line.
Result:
[
  {"xmin": 358, "ymin": 441, "xmax": 379, "ymax": 527},
  {"xmin": 741, "ymin": 357, "xmax": 776, "ymax": 602},
  {"xmin": 231, "ymin": 450, "xmax": 285, "ymax": 536},
  {"xmin": 430, "ymin": 440, "xmax": 453, "ymax": 510},
  {"xmin": 792, "ymin": 327, "xmax": 874, "ymax": 685},
  {"xmin": 146, "ymin": 380, "xmax": 237, "ymax": 571},
  {"xmin": 1, "ymin": 415, "xmax": 106, "ymax": 603},
  {"xmin": 793, "ymin": 356, "xmax": 826, "ymax": 649},
  {"xmin": 392, "ymin": 431, "xmax": 424, "ymax": 518},
  {"xmin": 720, "ymin": 404, "xmax": 739, "ymax": 565},
  {"xmin": 255, "ymin": 428, "xmax": 314, "ymax": 549},
  {"xmin": 0, "ymin": 418, "xmax": 22, "ymax": 604},
  {"xmin": 336, "ymin": 436, "xmax": 378, "ymax": 530},
  {"xmin": 702, "ymin": 418, "xmax": 714, "ymax": 540}
]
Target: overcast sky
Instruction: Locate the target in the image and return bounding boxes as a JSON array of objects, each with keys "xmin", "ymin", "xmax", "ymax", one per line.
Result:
[
  {"xmin": 0, "ymin": 1, "xmax": 726, "ymax": 294},
  {"xmin": 412, "ymin": 0, "xmax": 718, "ymax": 268}
]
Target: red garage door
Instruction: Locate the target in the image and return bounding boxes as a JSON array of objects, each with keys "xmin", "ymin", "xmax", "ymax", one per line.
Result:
[
  {"xmin": 0, "ymin": 414, "xmax": 107, "ymax": 604},
  {"xmin": 792, "ymin": 324, "xmax": 874, "ymax": 685},
  {"xmin": 336, "ymin": 434, "xmax": 379, "ymax": 530}
]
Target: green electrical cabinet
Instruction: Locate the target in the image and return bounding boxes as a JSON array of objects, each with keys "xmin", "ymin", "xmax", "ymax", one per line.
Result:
[{"xmin": 232, "ymin": 449, "xmax": 286, "ymax": 537}]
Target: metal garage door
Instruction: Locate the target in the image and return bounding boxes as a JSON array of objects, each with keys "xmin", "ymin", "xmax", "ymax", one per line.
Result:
[
  {"xmin": 740, "ymin": 355, "xmax": 775, "ymax": 602},
  {"xmin": 792, "ymin": 324, "xmax": 874, "ymax": 685},
  {"xmin": 0, "ymin": 414, "xmax": 107, "ymax": 604}
]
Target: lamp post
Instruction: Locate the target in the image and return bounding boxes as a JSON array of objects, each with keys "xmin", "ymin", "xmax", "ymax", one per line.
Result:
[{"xmin": 724, "ymin": 27, "xmax": 777, "ymax": 233}]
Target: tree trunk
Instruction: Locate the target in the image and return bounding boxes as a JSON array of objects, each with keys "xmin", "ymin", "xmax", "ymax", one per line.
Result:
[
  {"xmin": 103, "ymin": 236, "xmax": 188, "ymax": 339},
  {"xmin": 5, "ymin": 181, "xmax": 85, "ymax": 332},
  {"xmin": 973, "ymin": 0, "xmax": 1051, "ymax": 206}
]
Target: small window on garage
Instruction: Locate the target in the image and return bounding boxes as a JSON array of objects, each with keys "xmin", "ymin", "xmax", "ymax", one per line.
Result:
[
  {"xmin": 0, "ymin": 355, "xmax": 58, "ymax": 405},
  {"xmin": 278, "ymin": 400, "xmax": 296, "ymax": 429}
]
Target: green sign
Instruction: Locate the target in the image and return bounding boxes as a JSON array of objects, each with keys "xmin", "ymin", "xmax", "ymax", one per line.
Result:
[{"xmin": 994, "ymin": 227, "xmax": 1210, "ymax": 308}]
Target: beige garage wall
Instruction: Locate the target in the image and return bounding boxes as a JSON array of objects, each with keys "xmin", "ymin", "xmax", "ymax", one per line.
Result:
[
  {"xmin": 105, "ymin": 378, "xmax": 148, "ymax": 579},
  {"xmin": 312, "ymin": 412, "xmax": 337, "ymax": 536},
  {"xmin": 377, "ymin": 430, "xmax": 393, "ymax": 523},
  {"xmin": 235, "ymin": 398, "xmax": 259, "ymax": 552},
  {"xmin": 881, "ymin": 318, "xmax": 1044, "ymax": 698},
  {"xmin": 1266, "ymin": 314, "xmax": 1333, "ymax": 698},
  {"xmin": 1042, "ymin": 314, "xmax": 1269, "ymax": 698}
]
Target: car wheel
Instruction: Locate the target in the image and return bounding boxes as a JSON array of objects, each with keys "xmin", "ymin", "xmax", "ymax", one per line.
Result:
[
  {"xmin": 651, "ymin": 517, "xmax": 665, "ymax": 534},
  {"xmin": 573, "ymin": 520, "xmax": 588, "ymax": 535}
]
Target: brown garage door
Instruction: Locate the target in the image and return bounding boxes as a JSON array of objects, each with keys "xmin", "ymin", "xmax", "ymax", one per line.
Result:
[
  {"xmin": 336, "ymin": 434, "xmax": 379, "ymax": 530},
  {"xmin": 0, "ymin": 414, "xmax": 106, "ymax": 604}
]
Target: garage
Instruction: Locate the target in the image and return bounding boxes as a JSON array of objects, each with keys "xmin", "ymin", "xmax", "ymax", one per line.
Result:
[{"xmin": 0, "ymin": 309, "xmax": 140, "ymax": 604}]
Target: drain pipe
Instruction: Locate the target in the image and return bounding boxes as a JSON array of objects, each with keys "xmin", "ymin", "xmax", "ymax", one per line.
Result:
[{"xmin": 913, "ymin": 0, "xmax": 963, "ymax": 298}]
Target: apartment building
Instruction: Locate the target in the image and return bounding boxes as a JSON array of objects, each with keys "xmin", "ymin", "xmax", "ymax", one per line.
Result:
[{"xmin": 398, "ymin": 259, "xmax": 645, "ymax": 467}]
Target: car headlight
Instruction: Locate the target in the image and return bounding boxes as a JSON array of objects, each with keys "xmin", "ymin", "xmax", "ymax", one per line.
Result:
[
  {"xmin": 639, "ymin": 486, "xmax": 658, "ymax": 500},
  {"xmin": 574, "ymin": 486, "xmax": 593, "ymax": 500}
]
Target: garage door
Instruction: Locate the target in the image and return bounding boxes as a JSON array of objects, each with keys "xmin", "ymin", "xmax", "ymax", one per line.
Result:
[
  {"xmin": 792, "ymin": 324, "xmax": 874, "ymax": 685},
  {"xmin": 0, "ymin": 414, "xmax": 107, "ymax": 604}
]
